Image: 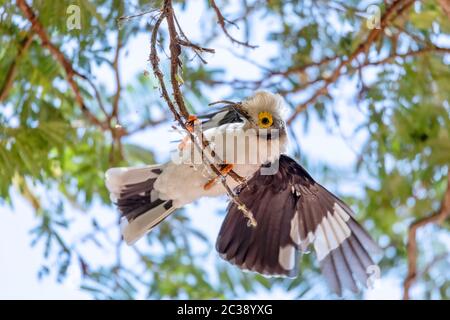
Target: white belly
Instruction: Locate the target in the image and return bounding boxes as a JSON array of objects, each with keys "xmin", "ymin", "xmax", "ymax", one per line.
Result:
[
  {"xmin": 154, "ymin": 127, "xmax": 286, "ymax": 208},
  {"xmin": 154, "ymin": 162, "xmax": 260, "ymax": 208}
]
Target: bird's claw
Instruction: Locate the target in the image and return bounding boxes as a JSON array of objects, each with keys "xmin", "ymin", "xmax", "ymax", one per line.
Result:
[{"xmin": 203, "ymin": 164, "xmax": 234, "ymax": 190}]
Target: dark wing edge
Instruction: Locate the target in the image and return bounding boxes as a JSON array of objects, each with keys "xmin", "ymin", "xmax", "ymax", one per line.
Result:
[
  {"xmin": 216, "ymin": 154, "xmax": 381, "ymax": 295},
  {"xmin": 198, "ymin": 105, "xmax": 248, "ymax": 130}
]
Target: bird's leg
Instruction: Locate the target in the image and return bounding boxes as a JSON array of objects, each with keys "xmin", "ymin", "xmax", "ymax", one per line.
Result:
[
  {"xmin": 185, "ymin": 115, "xmax": 198, "ymax": 132},
  {"xmin": 203, "ymin": 163, "xmax": 234, "ymax": 190},
  {"xmin": 181, "ymin": 115, "xmax": 240, "ymax": 189},
  {"xmin": 178, "ymin": 115, "xmax": 198, "ymax": 150}
]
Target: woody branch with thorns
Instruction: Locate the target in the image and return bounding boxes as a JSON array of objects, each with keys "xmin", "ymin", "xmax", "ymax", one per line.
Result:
[{"xmin": 148, "ymin": 0, "xmax": 257, "ymax": 227}]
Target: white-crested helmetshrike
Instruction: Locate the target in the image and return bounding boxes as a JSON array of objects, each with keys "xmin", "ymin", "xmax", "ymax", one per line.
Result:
[{"xmin": 105, "ymin": 91, "xmax": 380, "ymax": 295}]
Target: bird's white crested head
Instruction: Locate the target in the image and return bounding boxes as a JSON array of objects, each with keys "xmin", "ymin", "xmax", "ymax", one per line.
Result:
[
  {"xmin": 242, "ymin": 91, "xmax": 287, "ymax": 129},
  {"xmin": 241, "ymin": 91, "xmax": 289, "ymax": 156}
]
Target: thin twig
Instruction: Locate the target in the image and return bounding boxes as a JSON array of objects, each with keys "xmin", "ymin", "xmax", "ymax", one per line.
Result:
[
  {"xmin": 149, "ymin": 1, "xmax": 256, "ymax": 226},
  {"xmin": 117, "ymin": 8, "xmax": 159, "ymax": 22},
  {"xmin": 286, "ymin": 0, "xmax": 416, "ymax": 124},
  {"xmin": 173, "ymin": 12, "xmax": 215, "ymax": 64},
  {"xmin": 112, "ymin": 29, "xmax": 122, "ymax": 121},
  {"xmin": 75, "ymin": 71, "xmax": 108, "ymax": 118},
  {"xmin": 438, "ymin": 0, "xmax": 450, "ymax": 19},
  {"xmin": 126, "ymin": 117, "xmax": 168, "ymax": 135},
  {"xmin": 216, "ymin": 31, "xmax": 450, "ymax": 94},
  {"xmin": 110, "ymin": 25, "xmax": 125, "ymax": 161},
  {"xmin": 209, "ymin": 0, "xmax": 257, "ymax": 48},
  {"xmin": 363, "ymin": 46, "xmax": 450, "ymax": 67},
  {"xmin": 149, "ymin": 10, "xmax": 183, "ymax": 123},
  {"xmin": 403, "ymin": 173, "xmax": 450, "ymax": 299},
  {"xmin": 0, "ymin": 30, "xmax": 34, "ymax": 103},
  {"xmin": 16, "ymin": 0, "xmax": 109, "ymax": 130},
  {"xmin": 165, "ymin": 2, "xmax": 190, "ymax": 119},
  {"xmin": 272, "ymin": 55, "xmax": 339, "ymax": 78},
  {"xmin": 419, "ymin": 252, "xmax": 449, "ymax": 279},
  {"xmin": 177, "ymin": 39, "xmax": 215, "ymax": 54}
]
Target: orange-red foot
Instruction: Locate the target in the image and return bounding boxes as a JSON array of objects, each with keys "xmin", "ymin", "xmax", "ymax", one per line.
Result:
[
  {"xmin": 186, "ymin": 115, "xmax": 198, "ymax": 132},
  {"xmin": 203, "ymin": 164, "xmax": 234, "ymax": 190},
  {"xmin": 178, "ymin": 136, "xmax": 189, "ymax": 151},
  {"xmin": 178, "ymin": 115, "xmax": 199, "ymax": 150}
]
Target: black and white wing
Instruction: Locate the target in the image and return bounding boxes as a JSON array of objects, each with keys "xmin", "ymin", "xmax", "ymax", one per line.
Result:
[
  {"xmin": 197, "ymin": 105, "xmax": 249, "ymax": 130},
  {"xmin": 216, "ymin": 154, "xmax": 380, "ymax": 295}
]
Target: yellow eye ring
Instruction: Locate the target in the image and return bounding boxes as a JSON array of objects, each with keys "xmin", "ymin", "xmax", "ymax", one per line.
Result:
[{"xmin": 258, "ymin": 111, "xmax": 273, "ymax": 128}]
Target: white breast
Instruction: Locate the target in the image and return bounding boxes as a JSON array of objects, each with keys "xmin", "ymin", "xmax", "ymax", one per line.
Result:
[{"xmin": 154, "ymin": 125, "xmax": 286, "ymax": 208}]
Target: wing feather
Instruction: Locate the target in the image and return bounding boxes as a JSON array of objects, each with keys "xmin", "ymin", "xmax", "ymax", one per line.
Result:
[
  {"xmin": 216, "ymin": 154, "xmax": 380, "ymax": 294},
  {"xmin": 198, "ymin": 105, "xmax": 248, "ymax": 130}
]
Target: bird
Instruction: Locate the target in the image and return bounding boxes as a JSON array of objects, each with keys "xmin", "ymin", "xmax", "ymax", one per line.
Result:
[{"xmin": 105, "ymin": 91, "xmax": 380, "ymax": 295}]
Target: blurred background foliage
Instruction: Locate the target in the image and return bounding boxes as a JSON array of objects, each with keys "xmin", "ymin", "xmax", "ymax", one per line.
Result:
[{"xmin": 0, "ymin": 0, "xmax": 449, "ymax": 299}]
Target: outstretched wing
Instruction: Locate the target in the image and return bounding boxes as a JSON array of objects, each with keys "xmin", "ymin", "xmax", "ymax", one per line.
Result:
[{"xmin": 216, "ymin": 154, "xmax": 380, "ymax": 295}]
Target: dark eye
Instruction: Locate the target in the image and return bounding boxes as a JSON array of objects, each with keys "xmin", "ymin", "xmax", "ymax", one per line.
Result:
[{"xmin": 261, "ymin": 117, "xmax": 270, "ymax": 125}]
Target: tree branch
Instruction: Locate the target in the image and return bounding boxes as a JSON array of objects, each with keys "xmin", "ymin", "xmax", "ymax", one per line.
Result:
[
  {"xmin": 286, "ymin": 0, "xmax": 416, "ymax": 124},
  {"xmin": 75, "ymin": 71, "xmax": 108, "ymax": 118},
  {"xmin": 363, "ymin": 46, "xmax": 450, "ymax": 67},
  {"xmin": 271, "ymin": 55, "xmax": 339, "ymax": 78},
  {"xmin": 209, "ymin": 0, "xmax": 257, "ymax": 48},
  {"xmin": 165, "ymin": 2, "xmax": 190, "ymax": 119},
  {"xmin": 126, "ymin": 117, "xmax": 168, "ymax": 135},
  {"xmin": 0, "ymin": 30, "xmax": 34, "ymax": 103},
  {"xmin": 438, "ymin": 0, "xmax": 450, "ymax": 19},
  {"xmin": 112, "ymin": 29, "xmax": 122, "ymax": 121},
  {"xmin": 149, "ymin": 0, "xmax": 257, "ymax": 227},
  {"xmin": 149, "ymin": 9, "xmax": 183, "ymax": 124},
  {"xmin": 118, "ymin": 8, "xmax": 159, "ymax": 23},
  {"xmin": 16, "ymin": 0, "xmax": 109, "ymax": 130},
  {"xmin": 173, "ymin": 13, "xmax": 215, "ymax": 64},
  {"xmin": 403, "ymin": 173, "xmax": 450, "ymax": 299}
]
